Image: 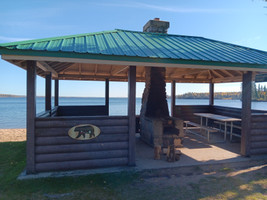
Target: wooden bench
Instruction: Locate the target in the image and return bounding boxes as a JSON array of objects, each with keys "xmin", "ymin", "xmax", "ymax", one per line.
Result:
[
  {"xmin": 184, "ymin": 121, "xmax": 220, "ymax": 143},
  {"xmin": 214, "ymin": 121, "xmax": 241, "ymax": 141}
]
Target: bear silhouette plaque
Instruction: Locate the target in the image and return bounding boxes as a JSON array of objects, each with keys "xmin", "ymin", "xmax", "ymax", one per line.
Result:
[{"xmin": 68, "ymin": 124, "xmax": 101, "ymax": 140}]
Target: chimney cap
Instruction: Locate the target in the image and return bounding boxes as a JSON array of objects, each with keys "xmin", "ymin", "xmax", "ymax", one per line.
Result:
[{"xmin": 143, "ymin": 18, "xmax": 170, "ymax": 33}]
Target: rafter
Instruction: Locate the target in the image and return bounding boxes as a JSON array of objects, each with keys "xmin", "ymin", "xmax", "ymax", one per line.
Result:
[
  {"xmin": 211, "ymin": 70, "xmax": 224, "ymax": 78},
  {"xmin": 179, "ymin": 69, "xmax": 206, "ymax": 76},
  {"xmin": 111, "ymin": 66, "xmax": 128, "ymax": 75},
  {"xmin": 167, "ymin": 68, "xmax": 178, "ymax": 77},
  {"xmin": 208, "ymin": 70, "xmax": 212, "ymax": 79},
  {"xmin": 61, "ymin": 63, "xmax": 76, "ymax": 74},
  {"xmin": 36, "ymin": 61, "xmax": 58, "ymax": 78},
  {"xmin": 233, "ymin": 70, "xmax": 243, "ymax": 76},
  {"xmin": 195, "ymin": 70, "xmax": 209, "ymax": 79},
  {"xmin": 221, "ymin": 69, "xmax": 234, "ymax": 77}
]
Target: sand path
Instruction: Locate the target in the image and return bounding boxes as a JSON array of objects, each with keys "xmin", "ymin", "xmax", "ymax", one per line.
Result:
[{"xmin": 0, "ymin": 129, "xmax": 26, "ymax": 142}]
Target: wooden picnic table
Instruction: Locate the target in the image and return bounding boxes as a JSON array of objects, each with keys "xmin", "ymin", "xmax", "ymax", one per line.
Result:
[{"xmin": 194, "ymin": 113, "xmax": 241, "ymax": 141}]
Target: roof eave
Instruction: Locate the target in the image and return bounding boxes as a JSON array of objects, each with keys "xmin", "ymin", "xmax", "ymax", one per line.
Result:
[{"xmin": 1, "ymin": 48, "xmax": 267, "ymax": 72}]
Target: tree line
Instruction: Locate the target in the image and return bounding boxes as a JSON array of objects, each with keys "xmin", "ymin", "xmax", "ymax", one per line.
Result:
[
  {"xmin": 176, "ymin": 92, "xmax": 241, "ymax": 100},
  {"xmin": 175, "ymin": 83, "xmax": 267, "ymax": 101},
  {"xmin": 252, "ymin": 83, "xmax": 267, "ymax": 101}
]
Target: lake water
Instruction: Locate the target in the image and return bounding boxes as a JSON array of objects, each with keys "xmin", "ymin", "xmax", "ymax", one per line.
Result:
[{"xmin": 0, "ymin": 97, "xmax": 267, "ymax": 129}]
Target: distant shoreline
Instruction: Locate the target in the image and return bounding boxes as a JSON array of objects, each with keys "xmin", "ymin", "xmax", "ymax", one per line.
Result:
[
  {"xmin": 0, "ymin": 94, "xmax": 25, "ymax": 98},
  {"xmin": 0, "ymin": 95, "xmax": 140, "ymax": 98},
  {"xmin": 1, "ymin": 94, "xmax": 267, "ymax": 102}
]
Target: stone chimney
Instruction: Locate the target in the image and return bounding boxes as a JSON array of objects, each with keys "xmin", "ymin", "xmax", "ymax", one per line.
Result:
[
  {"xmin": 143, "ymin": 18, "xmax": 170, "ymax": 33},
  {"xmin": 140, "ymin": 19, "xmax": 170, "ymax": 146}
]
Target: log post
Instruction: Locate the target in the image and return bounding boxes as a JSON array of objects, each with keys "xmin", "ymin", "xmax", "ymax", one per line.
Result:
[
  {"xmin": 241, "ymin": 71, "xmax": 252, "ymax": 156},
  {"xmin": 26, "ymin": 60, "xmax": 36, "ymax": 174},
  {"xmin": 171, "ymin": 80, "xmax": 176, "ymax": 116},
  {"xmin": 45, "ymin": 72, "xmax": 52, "ymax": 111},
  {"xmin": 209, "ymin": 82, "xmax": 214, "ymax": 106},
  {"xmin": 128, "ymin": 66, "xmax": 136, "ymax": 166},
  {"xmin": 105, "ymin": 79, "xmax": 109, "ymax": 115},
  {"xmin": 54, "ymin": 79, "xmax": 59, "ymax": 107}
]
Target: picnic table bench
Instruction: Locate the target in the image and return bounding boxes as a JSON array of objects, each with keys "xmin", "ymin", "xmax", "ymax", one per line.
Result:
[{"xmin": 184, "ymin": 121, "xmax": 219, "ymax": 142}]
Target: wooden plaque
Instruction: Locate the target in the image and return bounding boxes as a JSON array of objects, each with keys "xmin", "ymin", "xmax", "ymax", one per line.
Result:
[{"xmin": 68, "ymin": 124, "xmax": 101, "ymax": 140}]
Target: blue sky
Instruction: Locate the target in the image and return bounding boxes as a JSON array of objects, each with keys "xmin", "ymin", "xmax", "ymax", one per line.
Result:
[{"xmin": 0, "ymin": 0, "xmax": 266, "ymax": 97}]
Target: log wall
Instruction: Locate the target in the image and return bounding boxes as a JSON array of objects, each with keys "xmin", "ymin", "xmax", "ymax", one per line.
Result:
[
  {"xmin": 173, "ymin": 105, "xmax": 212, "ymax": 123},
  {"xmin": 250, "ymin": 114, "xmax": 267, "ymax": 155},
  {"xmin": 34, "ymin": 116, "xmax": 129, "ymax": 172},
  {"xmin": 174, "ymin": 105, "xmax": 267, "ymax": 156},
  {"xmin": 57, "ymin": 105, "xmax": 108, "ymax": 116}
]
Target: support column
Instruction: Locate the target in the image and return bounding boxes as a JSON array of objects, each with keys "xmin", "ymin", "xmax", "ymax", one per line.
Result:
[
  {"xmin": 241, "ymin": 71, "xmax": 252, "ymax": 156},
  {"xmin": 45, "ymin": 72, "xmax": 52, "ymax": 111},
  {"xmin": 128, "ymin": 66, "xmax": 136, "ymax": 166},
  {"xmin": 105, "ymin": 79, "xmax": 109, "ymax": 115},
  {"xmin": 171, "ymin": 80, "xmax": 176, "ymax": 117},
  {"xmin": 26, "ymin": 60, "xmax": 36, "ymax": 174},
  {"xmin": 54, "ymin": 79, "xmax": 59, "ymax": 107},
  {"xmin": 209, "ymin": 82, "xmax": 214, "ymax": 106}
]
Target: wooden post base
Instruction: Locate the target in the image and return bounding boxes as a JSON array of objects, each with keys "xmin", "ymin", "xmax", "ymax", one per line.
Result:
[{"xmin": 154, "ymin": 145, "xmax": 161, "ymax": 160}]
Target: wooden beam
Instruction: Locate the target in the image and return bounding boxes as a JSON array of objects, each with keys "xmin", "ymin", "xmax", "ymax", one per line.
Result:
[
  {"xmin": 208, "ymin": 70, "xmax": 212, "ymax": 79},
  {"xmin": 171, "ymin": 77, "xmax": 211, "ymax": 83},
  {"xmin": 241, "ymin": 71, "xmax": 252, "ymax": 156},
  {"xmin": 4, "ymin": 55, "xmax": 267, "ymax": 73},
  {"xmin": 61, "ymin": 64, "xmax": 74, "ymax": 74},
  {"xmin": 167, "ymin": 68, "xmax": 178, "ymax": 77},
  {"xmin": 45, "ymin": 72, "xmax": 52, "ymax": 111},
  {"xmin": 209, "ymin": 82, "xmax": 214, "ymax": 106},
  {"xmin": 112, "ymin": 66, "xmax": 128, "ymax": 75},
  {"xmin": 54, "ymin": 79, "xmax": 59, "ymax": 107},
  {"xmin": 212, "ymin": 70, "xmax": 225, "ymax": 78},
  {"xmin": 171, "ymin": 80, "xmax": 176, "ymax": 117},
  {"xmin": 36, "ymin": 61, "xmax": 58, "ymax": 78},
  {"xmin": 212, "ymin": 76, "xmax": 243, "ymax": 83},
  {"xmin": 221, "ymin": 69, "xmax": 234, "ymax": 77},
  {"xmin": 79, "ymin": 63, "xmax": 82, "ymax": 75},
  {"xmin": 195, "ymin": 70, "xmax": 208, "ymax": 79},
  {"xmin": 235, "ymin": 70, "xmax": 243, "ymax": 76},
  {"xmin": 58, "ymin": 74, "xmax": 128, "ymax": 80},
  {"xmin": 142, "ymin": 68, "xmax": 146, "ymax": 78},
  {"xmin": 128, "ymin": 66, "xmax": 136, "ymax": 166},
  {"xmin": 171, "ymin": 69, "xmax": 205, "ymax": 77},
  {"xmin": 105, "ymin": 79, "xmax": 109, "ymax": 115},
  {"xmin": 26, "ymin": 60, "xmax": 36, "ymax": 174},
  {"xmin": 94, "ymin": 64, "xmax": 98, "ymax": 75}
]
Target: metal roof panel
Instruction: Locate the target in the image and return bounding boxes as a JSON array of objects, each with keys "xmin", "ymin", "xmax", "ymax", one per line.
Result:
[{"xmin": 0, "ymin": 29, "xmax": 267, "ymax": 67}]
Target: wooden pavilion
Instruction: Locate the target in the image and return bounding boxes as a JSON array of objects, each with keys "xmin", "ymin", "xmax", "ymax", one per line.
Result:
[{"xmin": 1, "ymin": 18, "xmax": 267, "ymax": 174}]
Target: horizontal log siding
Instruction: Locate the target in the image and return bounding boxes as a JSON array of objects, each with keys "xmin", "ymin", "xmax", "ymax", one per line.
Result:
[
  {"xmin": 212, "ymin": 106, "xmax": 242, "ymax": 119},
  {"xmin": 250, "ymin": 114, "xmax": 267, "ymax": 155},
  {"xmin": 174, "ymin": 105, "xmax": 212, "ymax": 122},
  {"xmin": 56, "ymin": 105, "xmax": 108, "ymax": 116},
  {"xmin": 35, "ymin": 116, "xmax": 129, "ymax": 172}
]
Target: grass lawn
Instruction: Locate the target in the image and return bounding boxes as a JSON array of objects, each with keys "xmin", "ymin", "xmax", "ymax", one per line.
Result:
[{"xmin": 0, "ymin": 141, "xmax": 267, "ymax": 200}]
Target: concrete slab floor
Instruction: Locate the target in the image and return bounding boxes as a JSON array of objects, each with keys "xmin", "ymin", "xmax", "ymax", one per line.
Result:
[{"xmin": 135, "ymin": 132, "xmax": 246, "ymax": 171}]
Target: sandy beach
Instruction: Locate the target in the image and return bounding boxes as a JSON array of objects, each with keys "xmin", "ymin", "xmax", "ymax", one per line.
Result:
[{"xmin": 0, "ymin": 129, "xmax": 26, "ymax": 142}]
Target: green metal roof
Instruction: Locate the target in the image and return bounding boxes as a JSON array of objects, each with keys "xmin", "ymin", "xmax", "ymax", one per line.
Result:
[{"xmin": 1, "ymin": 29, "xmax": 267, "ymax": 67}]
